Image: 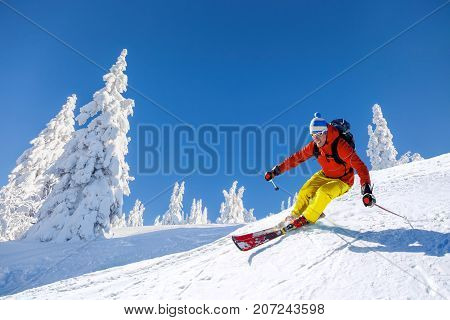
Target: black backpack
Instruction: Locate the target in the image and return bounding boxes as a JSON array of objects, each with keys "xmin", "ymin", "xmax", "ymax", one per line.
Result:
[{"xmin": 313, "ymin": 119, "xmax": 355, "ymax": 166}]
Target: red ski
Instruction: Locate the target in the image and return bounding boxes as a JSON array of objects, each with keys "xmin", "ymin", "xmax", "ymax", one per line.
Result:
[{"xmin": 232, "ymin": 216, "xmax": 309, "ymax": 251}]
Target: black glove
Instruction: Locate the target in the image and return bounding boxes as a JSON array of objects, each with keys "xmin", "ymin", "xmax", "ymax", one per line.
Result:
[
  {"xmin": 361, "ymin": 184, "xmax": 376, "ymax": 207},
  {"xmin": 264, "ymin": 165, "xmax": 281, "ymax": 181}
]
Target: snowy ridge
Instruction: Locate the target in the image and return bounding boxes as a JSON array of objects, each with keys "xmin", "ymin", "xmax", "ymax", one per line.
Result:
[{"xmin": 1, "ymin": 154, "xmax": 449, "ymax": 299}]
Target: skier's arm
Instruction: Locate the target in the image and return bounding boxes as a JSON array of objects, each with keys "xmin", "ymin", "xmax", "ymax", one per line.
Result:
[
  {"xmin": 278, "ymin": 142, "xmax": 315, "ymax": 174},
  {"xmin": 337, "ymin": 139, "xmax": 371, "ymax": 186}
]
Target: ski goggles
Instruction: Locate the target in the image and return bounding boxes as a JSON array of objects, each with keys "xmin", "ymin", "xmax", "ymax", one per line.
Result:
[{"xmin": 311, "ymin": 130, "xmax": 327, "ymax": 138}]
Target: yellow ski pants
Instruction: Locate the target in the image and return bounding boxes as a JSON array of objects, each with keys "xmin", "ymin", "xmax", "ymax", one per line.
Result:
[{"xmin": 292, "ymin": 170, "xmax": 351, "ymax": 223}]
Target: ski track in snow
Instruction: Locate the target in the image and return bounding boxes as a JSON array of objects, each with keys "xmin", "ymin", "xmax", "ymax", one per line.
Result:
[{"xmin": 1, "ymin": 154, "xmax": 450, "ymax": 299}]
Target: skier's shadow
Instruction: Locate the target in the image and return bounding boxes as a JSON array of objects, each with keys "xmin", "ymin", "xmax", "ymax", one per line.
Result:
[
  {"xmin": 248, "ymin": 238, "xmax": 283, "ymax": 265},
  {"xmin": 318, "ymin": 225, "xmax": 449, "ymax": 257},
  {"xmin": 248, "ymin": 232, "xmax": 294, "ymax": 265},
  {"xmin": 247, "ymin": 225, "xmax": 319, "ymax": 265}
]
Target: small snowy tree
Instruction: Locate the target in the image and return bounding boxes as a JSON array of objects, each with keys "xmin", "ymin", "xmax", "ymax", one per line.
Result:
[
  {"xmin": 280, "ymin": 196, "xmax": 293, "ymax": 212},
  {"xmin": 111, "ymin": 214, "xmax": 127, "ymax": 229},
  {"xmin": 158, "ymin": 181, "xmax": 185, "ymax": 225},
  {"xmin": 398, "ymin": 151, "xmax": 425, "ymax": 165},
  {"xmin": 26, "ymin": 50, "xmax": 135, "ymax": 242},
  {"xmin": 188, "ymin": 199, "xmax": 197, "ymax": 224},
  {"xmin": 202, "ymin": 207, "xmax": 208, "ymax": 224},
  {"xmin": 367, "ymin": 104, "xmax": 398, "ymax": 170},
  {"xmin": 216, "ymin": 181, "xmax": 255, "ymax": 224},
  {"xmin": 188, "ymin": 198, "xmax": 208, "ymax": 224},
  {"xmin": 243, "ymin": 208, "xmax": 256, "ymax": 223},
  {"xmin": 128, "ymin": 199, "xmax": 145, "ymax": 227},
  {"xmin": 0, "ymin": 95, "xmax": 76, "ymax": 241}
]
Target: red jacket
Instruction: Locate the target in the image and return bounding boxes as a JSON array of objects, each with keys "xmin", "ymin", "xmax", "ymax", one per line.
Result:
[{"xmin": 278, "ymin": 124, "xmax": 371, "ymax": 187}]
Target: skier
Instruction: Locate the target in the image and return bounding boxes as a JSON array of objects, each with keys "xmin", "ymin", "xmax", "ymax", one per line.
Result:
[{"xmin": 265, "ymin": 113, "xmax": 376, "ymax": 227}]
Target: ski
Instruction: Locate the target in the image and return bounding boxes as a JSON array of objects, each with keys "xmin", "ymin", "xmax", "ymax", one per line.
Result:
[{"xmin": 232, "ymin": 216, "xmax": 310, "ymax": 251}]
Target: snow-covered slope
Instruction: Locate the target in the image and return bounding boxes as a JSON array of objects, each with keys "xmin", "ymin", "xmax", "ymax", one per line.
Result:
[{"xmin": 2, "ymin": 154, "xmax": 449, "ymax": 299}]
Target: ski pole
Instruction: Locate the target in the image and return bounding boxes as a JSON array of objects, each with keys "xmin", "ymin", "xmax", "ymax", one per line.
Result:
[
  {"xmin": 270, "ymin": 179, "xmax": 280, "ymax": 191},
  {"xmin": 374, "ymin": 203, "xmax": 415, "ymax": 229}
]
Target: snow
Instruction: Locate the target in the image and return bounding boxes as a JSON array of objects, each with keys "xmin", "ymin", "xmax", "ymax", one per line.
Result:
[{"xmin": 1, "ymin": 153, "xmax": 449, "ymax": 299}]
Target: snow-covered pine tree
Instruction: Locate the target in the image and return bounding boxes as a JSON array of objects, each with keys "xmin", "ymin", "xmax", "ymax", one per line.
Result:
[
  {"xmin": 127, "ymin": 199, "xmax": 145, "ymax": 227},
  {"xmin": 0, "ymin": 95, "xmax": 76, "ymax": 241},
  {"xmin": 188, "ymin": 199, "xmax": 197, "ymax": 224},
  {"xmin": 367, "ymin": 104, "xmax": 398, "ymax": 170},
  {"xmin": 202, "ymin": 207, "xmax": 208, "ymax": 224},
  {"xmin": 243, "ymin": 208, "xmax": 256, "ymax": 223},
  {"xmin": 216, "ymin": 181, "xmax": 255, "ymax": 224},
  {"xmin": 156, "ymin": 182, "xmax": 178, "ymax": 225},
  {"xmin": 367, "ymin": 103, "xmax": 424, "ymax": 169},
  {"xmin": 397, "ymin": 151, "xmax": 425, "ymax": 165},
  {"xmin": 25, "ymin": 50, "xmax": 135, "ymax": 242},
  {"xmin": 158, "ymin": 181, "xmax": 186, "ymax": 225},
  {"xmin": 111, "ymin": 214, "xmax": 127, "ymax": 229},
  {"xmin": 280, "ymin": 195, "xmax": 294, "ymax": 212},
  {"xmin": 177, "ymin": 181, "xmax": 185, "ymax": 223},
  {"xmin": 188, "ymin": 198, "xmax": 208, "ymax": 224},
  {"xmin": 237, "ymin": 186, "xmax": 256, "ymax": 222}
]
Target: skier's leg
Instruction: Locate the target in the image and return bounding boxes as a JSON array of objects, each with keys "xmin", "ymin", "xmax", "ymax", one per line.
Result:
[
  {"xmin": 291, "ymin": 171, "xmax": 329, "ymax": 218},
  {"xmin": 302, "ymin": 179, "xmax": 350, "ymax": 223}
]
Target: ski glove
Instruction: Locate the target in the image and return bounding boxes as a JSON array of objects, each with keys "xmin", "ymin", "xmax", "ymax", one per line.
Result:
[
  {"xmin": 265, "ymin": 165, "xmax": 281, "ymax": 181},
  {"xmin": 361, "ymin": 184, "xmax": 376, "ymax": 207}
]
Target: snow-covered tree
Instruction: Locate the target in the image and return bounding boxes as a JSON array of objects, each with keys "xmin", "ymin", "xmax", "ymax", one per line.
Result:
[
  {"xmin": 216, "ymin": 181, "xmax": 255, "ymax": 224},
  {"xmin": 0, "ymin": 95, "xmax": 76, "ymax": 241},
  {"xmin": 188, "ymin": 199, "xmax": 199, "ymax": 224},
  {"xmin": 156, "ymin": 181, "xmax": 186, "ymax": 225},
  {"xmin": 367, "ymin": 104, "xmax": 398, "ymax": 170},
  {"xmin": 367, "ymin": 103, "xmax": 424, "ymax": 170},
  {"xmin": 111, "ymin": 214, "xmax": 127, "ymax": 229},
  {"xmin": 188, "ymin": 198, "xmax": 208, "ymax": 224},
  {"xmin": 202, "ymin": 207, "xmax": 208, "ymax": 224},
  {"xmin": 127, "ymin": 199, "xmax": 145, "ymax": 227},
  {"xmin": 243, "ymin": 208, "xmax": 256, "ymax": 223},
  {"xmin": 25, "ymin": 50, "xmax": 135, "ymax": 242},
  {"xmin": 397, "ymin": 151, "xmax": 425, "ymax": 165},
  {"xmin": 280, "ymin": 196, "xmax": 294, "ymax": 212}
]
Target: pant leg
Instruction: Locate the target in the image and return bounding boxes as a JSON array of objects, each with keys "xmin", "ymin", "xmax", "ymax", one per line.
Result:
[
  {"xmin": 303, "ymin": 179, "xmax": 350, "ymax": 223},
  {"xmin": 292, "ymin": 171, "xmax": 330, "ymax": 217}
]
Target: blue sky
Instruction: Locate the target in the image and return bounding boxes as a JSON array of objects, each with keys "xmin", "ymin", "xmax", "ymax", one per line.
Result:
[{"xmin": 1, "ymin": 0, "xmax": 449, "ymax": 224}]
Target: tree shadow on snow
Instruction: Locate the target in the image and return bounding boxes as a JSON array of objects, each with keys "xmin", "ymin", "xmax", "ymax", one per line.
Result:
[
  {"xmin": 318, "ymin": 225, "xmax": 450, "ymax": 257},
  {"xmin": 0, "ymin": 225, "xmax": 240, "ymax": 297}
]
